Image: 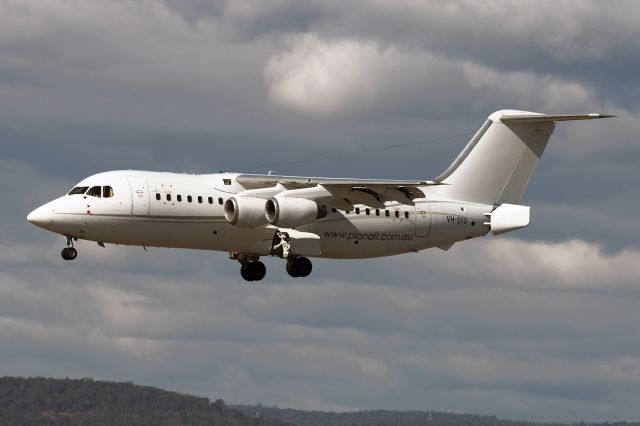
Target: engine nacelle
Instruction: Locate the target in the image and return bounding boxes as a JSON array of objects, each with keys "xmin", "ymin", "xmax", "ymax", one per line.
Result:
[
  {"xmin": 265, "ymin": 197, "xmax": 327, "ymax": 228},
  {"xmin": 224, "ymin": 196, "xmax": 268, "ymax": 228}
]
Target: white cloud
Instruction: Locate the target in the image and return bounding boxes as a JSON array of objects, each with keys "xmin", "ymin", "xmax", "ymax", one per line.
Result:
[
  {"xmin": 391, "ymin": 237, "xmax": 640, "ymax": 291},
  {"xmin": 264, "ymin": 34, "xmax": 381, "ymax": 117},
  {"xmin": 264, "ymin": 33, "xmax": 607, "ymax": 119}
]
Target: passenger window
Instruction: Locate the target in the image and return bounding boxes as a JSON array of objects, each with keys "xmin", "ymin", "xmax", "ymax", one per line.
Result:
[
  {"xmin": 208, "ymin": 197, "xmax": 213, "ymax": 204},
  {"xmin": 68, "ymin": 186, "xmax": 89, "ymax": 195},
  {"xmin": 385, "ymin": 210, "xmax": 390, "ymax": 217},
  {"xmin": 218, "ymin": 197, "xmax": 223, "ymax": 205},
  {"xmin": 155, "ymin": 193, "xmax": 161, "ymax": 200},
  {"xmin": 177, "ymin": 195, "xmax": 182, "ymax": 202},
  {"xmin": 366, "ymin": 208, "xmax": 370, "ymax": 215},
  {"xmin": 395, "ymin": 211, "xmax": 400, "ymax": 218},
  {"xmin": 198, "ymin": 196, "xmax": 203, "ymax": 204},
  {"xmin": 166, "ymin": 194, "xmax": 171, "ymax": 201},
  {"xmin": 405, "ymin": 211, "xmax": 409, "ymax": 219},
  {"xmin": 87, "ymin": 186, "xmax": 101, "ymax": 198},
  {"xmin": 375, "ymin": 209, "xmax": 380, "ymax": 216},
  {"xmin": 355, "ymin": 207, "xmax": 360, "ymax": 215},
  {"xmin": 187, "ymin": 195, "xmax": 192, "ymax": 203},
  {"xmin": 103, "ymin": 186, "xmax": 114, "ymax": 198}
]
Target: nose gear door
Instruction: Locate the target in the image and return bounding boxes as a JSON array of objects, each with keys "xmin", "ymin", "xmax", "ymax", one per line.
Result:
[{"xmin": 127, "ymin": 177, "xmax": 150, "ymax": 216}]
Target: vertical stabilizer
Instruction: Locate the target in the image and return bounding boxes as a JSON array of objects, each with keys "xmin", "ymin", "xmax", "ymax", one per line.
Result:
[{"xmin": 433, "ymin": 110, "xmax": 612, "ymax": 205}]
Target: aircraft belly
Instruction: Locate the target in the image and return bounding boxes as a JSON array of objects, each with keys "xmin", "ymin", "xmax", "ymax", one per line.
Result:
[{"xmin": 55, "ymin": 214, "xmax": 274, "ymax": 254}]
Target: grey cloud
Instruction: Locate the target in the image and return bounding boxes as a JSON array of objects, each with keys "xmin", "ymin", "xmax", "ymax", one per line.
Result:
[
  {"xmin": 3, "ymin": 237, "xmax": 640, "ymax": 420},
  {"xmin": 3, "ymin": 0, "xmax": 640, "ymax": 423}
]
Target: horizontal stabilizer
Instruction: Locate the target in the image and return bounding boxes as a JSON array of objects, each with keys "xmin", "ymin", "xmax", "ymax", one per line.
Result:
[{"xmin": 499, "ymin": 113, "xmax": 615, "ymax": 124}]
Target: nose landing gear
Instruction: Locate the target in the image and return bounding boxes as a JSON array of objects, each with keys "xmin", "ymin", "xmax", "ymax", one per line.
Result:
[{"xmin": 61, "ymin": 236, "xmax": 78, "ymax": 261}]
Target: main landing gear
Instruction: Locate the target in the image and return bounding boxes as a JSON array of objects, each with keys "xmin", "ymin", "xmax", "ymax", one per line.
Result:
[
  {"xmin": 240, "ymin": 260, "xmax": 267, "ymax": 282},
  {"xmin": 231, "ymin": 253, "xmax": 267, "ymax": 282},
  {"xmin": 231, "ymin": 251, "xmax": 314, "ymax": 282},
  {"xmin": 272, "ymin": 230, "xmax": 313, "ymax": 278},
  {"xmin": 61, "ymin": 236, "xmax": 78, "ymax": 261},
  {"xmin": 286, "ymin": 256, "xmax": 312, "ymax": 278}
]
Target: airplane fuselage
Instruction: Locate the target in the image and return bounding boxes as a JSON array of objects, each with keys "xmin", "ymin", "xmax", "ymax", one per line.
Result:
[{"xmin": 28, "ymin": 170, "xmax": 491, "ymax": 260}]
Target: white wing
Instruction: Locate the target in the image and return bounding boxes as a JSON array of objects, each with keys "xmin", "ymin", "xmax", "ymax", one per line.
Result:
[{"xmin": 235, "ymin": 174, "xmax": 435, "ymax": 209}]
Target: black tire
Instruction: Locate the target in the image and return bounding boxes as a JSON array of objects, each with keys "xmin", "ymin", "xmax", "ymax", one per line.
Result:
[
  {"xmin": 66, "ymin": 247, "xmax": 78, "ymax": 260},
  {"xmin": 296, "ymin": 257, "xmax": 312, "ymax": 277},
  {"xmin": 286, "ymin": 260, "xmax": 300, "ymax": 277},
  {"xmin": 250, "ymin": 261, "xmax": 266, "ymax": 281},
  {"xmin": 240, "ymin": 265, "xmax": 254, "ymax": 281},
  {"xmin": 61, "ymin": 247, "xmax": 70, "ymax": 260}
]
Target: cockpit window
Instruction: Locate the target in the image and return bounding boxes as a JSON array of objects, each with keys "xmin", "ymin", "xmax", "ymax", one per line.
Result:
[
  {"xmin": 87, "ymin": 186, "xmax": 102, "ymax": 197},
  {"xmin": 68, "ymin": 186, "xmax": 89, "ymax": 195},
  {"xmin": 103, "ymin": 186, "xmax": 114, "ymax": 198}
]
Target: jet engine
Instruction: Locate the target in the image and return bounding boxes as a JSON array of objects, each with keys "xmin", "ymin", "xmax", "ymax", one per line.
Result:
[
  {"xmin": 224, "ymin": 197, "xmax": 268, "ymax": 228},
  {"xmin": 265, "ymin": 197, "xmax": 327, "ymax": 228}
]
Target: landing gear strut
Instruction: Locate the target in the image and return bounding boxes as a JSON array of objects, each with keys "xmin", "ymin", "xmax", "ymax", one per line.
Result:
[
  {"xmin": 61, "ymin": 236, "xmax": 78, "ymax": 261},
  {"xmin": 286, "ymin": 256, "xmax": 312, "ymax": 278}
]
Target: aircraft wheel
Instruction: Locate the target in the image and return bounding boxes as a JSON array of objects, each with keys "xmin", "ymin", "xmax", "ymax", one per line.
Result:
[
  {"xmin": 240, "ymin": 264, "xmax": 254, "ymax": 281},
  {"xmin": 286, "ymin": 257, "xmax": 312, "ymax": 278},
  {"xmin": 66, "ymin": 247, "xmax": 78, "ymax": 260},
  {"xmin": 250, "ymin": 261, "xmax": 266, "ymax": 281},
  {"xmin": 296, "ymin": 257, "xmax": 312, "ymax": 277},
  {"xmin": 286, "ymin": 260, "xmax": 300, "ymax": 278},
  {"xmin": 61, "ymin": 247, "xmax": 77, "ymax": 261}
]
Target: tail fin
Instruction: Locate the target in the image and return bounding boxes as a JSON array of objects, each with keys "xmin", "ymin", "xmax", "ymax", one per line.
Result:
[{"xmin": 433, "ymin": 110, "xmax": 613, "ymax": 205}]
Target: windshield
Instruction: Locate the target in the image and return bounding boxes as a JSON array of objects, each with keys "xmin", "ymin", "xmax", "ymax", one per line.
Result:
[
  {"xmin": 86, "ymin": 186, "xmax": 101, "ymax": 197},
  {"xmin": 68, "ymin": 186, "xmax": 89, "ymax": 195}
]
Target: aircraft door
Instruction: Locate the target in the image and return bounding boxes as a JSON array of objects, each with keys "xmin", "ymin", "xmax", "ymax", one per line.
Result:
[
  {"xmin": 414, "ymin": 200, "xmax": 431, "ymax": 237},
  {"xmin": 127, "ymin": 177, "xmax": 150, "ymax": 216}
]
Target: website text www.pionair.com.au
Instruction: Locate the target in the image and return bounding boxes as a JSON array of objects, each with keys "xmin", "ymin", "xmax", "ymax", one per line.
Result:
[{"xmin": 323, "ymin": 231, "xmax": 414, "ymax": 241}]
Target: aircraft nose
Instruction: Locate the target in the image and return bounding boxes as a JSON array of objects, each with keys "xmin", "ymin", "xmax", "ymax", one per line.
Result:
[{"xmin": 27, "ymin": 204, "xmax": 52, "ymax": 227}]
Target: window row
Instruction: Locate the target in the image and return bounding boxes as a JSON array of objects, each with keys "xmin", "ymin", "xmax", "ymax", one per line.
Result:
[
  {"xmin": 68, "ymin": 185, "xmax": 114, "ymax": 198},
  {"xmin": 332, "ymin": 207, "xmax": 410, "ymax": 219},
  {"xmin": 155, "ymin": 193, "xmax": 224, "ymax": 205}
]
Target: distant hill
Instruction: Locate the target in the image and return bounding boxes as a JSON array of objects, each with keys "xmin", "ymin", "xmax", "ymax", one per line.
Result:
[
  {"xmin": 2, "ymin": 377, "xmax": 638, "ymax": 426},
  {"xmin": 0, "ymin": 377, "xmax": 285, "ymax": 426},
  {"xmin": 232, "ymin": 404, "xmax": 640, "ymax": 426}
]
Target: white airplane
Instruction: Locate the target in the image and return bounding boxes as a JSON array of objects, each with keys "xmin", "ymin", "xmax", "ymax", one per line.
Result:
[{"xmin": 27, "ymin": 110, "xmax": 611, "ymax": 281}]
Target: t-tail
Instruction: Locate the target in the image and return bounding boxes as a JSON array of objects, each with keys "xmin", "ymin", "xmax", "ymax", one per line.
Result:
[{"xmin": 433, "ymin": 110, "xmax": 614, "ymax": 206}]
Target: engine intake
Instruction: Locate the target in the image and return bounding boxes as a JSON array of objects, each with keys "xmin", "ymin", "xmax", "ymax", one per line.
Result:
[
  {"xmin": 224, "ymin": 197, "xmax": 268, "ymax": 228},
  {"xmin": 265, "ymin": 197, "xmax": 327, "ymax": 228}
]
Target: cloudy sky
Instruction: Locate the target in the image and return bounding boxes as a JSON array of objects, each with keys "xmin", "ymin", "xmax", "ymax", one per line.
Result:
[{"xmin": 2, "ymin": 0, "xmax": 640, "ymax": 422}]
